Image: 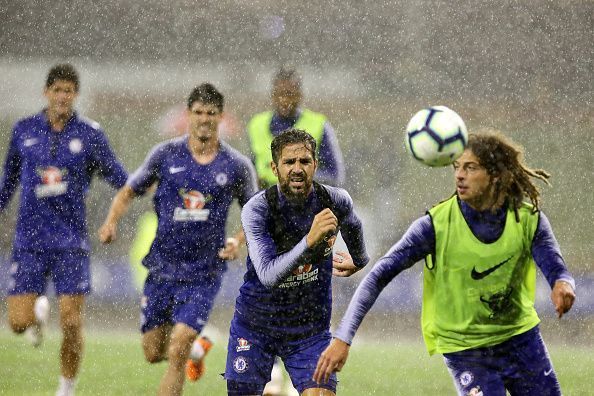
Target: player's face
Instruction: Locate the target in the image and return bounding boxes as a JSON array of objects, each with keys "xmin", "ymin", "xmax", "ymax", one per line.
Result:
[
  {"xmin": 453, "ymin": 150, "xmax": 495, "ymax": 210},
  {"xmin": 272, "ymin": 142, "xmax": 317, "ymax": 202},
  {"xmin": 44, "ymin": 80, "xmax": 78, "ymax": 119},
  {"xmin": 187, "ymin": 101, "xmax": 222, "ymax": 142},
  {"xmin": 271, "ymin": 80, "xmax": 302, "ymax": 118}
]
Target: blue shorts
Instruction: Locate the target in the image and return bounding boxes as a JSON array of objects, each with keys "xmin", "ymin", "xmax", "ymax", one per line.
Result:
[
  {"xmin": 140, "ymin": 271, "xmax": 224, "ymax": 334},
  {"xmin": 443, "ymin": 326, "xmax": 561, "ymax": 396},
  {"xmin": 224, "ymin": 318, "xmax": 337, "ymax": 395},
  {"xmin": 8, "ymin": 249, "xmax": 90, "ymax": 296}
]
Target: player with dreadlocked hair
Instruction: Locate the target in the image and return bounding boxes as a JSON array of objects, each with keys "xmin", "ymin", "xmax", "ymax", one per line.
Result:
[
  {"xmin": 466, "ymin": 130, "xmax": 550, "ymax": 220},
  {"xmin": 315, "ymin": 130, "xmax": 576, "ymax": 396}
]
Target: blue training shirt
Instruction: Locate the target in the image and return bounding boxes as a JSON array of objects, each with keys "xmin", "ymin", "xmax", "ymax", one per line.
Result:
[
  {"xmin": 0, "ymin": 110, "xmax": 127, "ymax": 252},
  {"xmin": 127, "ymin": 136, "xmax": 258, "ymax": 281},
  {"xmin": 234, "ymin": 184, "xmax": 369, "ymax": 340},
  {"xmin": 334, "ymin": 198, "xmax": 576, "ymax": 345}
]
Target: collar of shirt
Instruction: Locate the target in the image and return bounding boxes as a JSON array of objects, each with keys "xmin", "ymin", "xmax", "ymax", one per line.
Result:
[{"xmin": 40, "ymin": 109, "xmax": 78, "ymax": 132}]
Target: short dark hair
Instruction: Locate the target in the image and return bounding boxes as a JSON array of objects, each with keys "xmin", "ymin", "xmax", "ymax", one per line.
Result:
[
  {"xmin": 271, "ymin": 128, "xmax": 316, "ymax": 165},
  {"xmin": 273, "ymin": 66, "xmax": 301, "ymax": 88},
  {"xmin": 187, "ymin": 83, "xmax": 224, "ymax": 112},
  {"xmin": 46, "ymin": 64, "xmax": 79, "ymax": 91}
]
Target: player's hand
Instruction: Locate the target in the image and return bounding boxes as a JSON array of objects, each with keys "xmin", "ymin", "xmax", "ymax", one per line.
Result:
[
  {"xmin": 313, "ymin": 338, "xmax": 350, "ymax": 384},
  {"xmin": 306, "ymin": 208, "xmax": 337, "ymax": 248},
  {"xmin": 551, "ymin": 280, "xmax": 575, "ymax": 318},
  {"xmin": 332, "ymin": 251, "xmax": 359, "ymax": 277},
  {"xmin": 98, "ymin": 221, "xmax": 117, "ymax": 244},
  {"xmin": 218, "ymin": 237, "xmax": 240, "ymax": 260}
]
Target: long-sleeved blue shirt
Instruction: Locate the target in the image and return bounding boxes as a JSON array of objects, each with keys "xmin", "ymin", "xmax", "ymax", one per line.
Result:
[
  {"xmin": 334, "ymin": 199, "xmax": 575, "ymax": 345},
  {"xmin": 127, "ymin": 137, "xmax": 257, "ymax": 281},
  {"xmin": 234, "ymin": 184, "xmax": 369, "ymax": 340},
  {"xmin": 257, "ymin": 108, "xmax": 345, "ymax": 186},
  {"xmin": 0, "ymin": 110, "xmax": 127, "ymax": 251}
]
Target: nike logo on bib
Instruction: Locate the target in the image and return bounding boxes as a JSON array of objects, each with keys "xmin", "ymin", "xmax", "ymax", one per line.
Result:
[{"xmin": 471, "ymin": 257, "xmax": 513, "ymax": 280}]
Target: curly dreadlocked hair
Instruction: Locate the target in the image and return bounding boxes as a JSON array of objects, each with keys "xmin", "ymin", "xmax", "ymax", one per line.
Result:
[{"xmin": 467, "ymin": 130, "xmax": 551, "ymax": 221}]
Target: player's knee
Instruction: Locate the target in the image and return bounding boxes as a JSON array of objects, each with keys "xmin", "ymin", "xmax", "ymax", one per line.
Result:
[
  {"xmin": 166, "ymin": 342, "xmax": 189, "ymax": 368},
  {"xmin": 144, "ymin": 349, "xmax": 165, "ymax": 364},
  {"xmin": 8, "ymin": 317, "xmax": 29, "ymax": 334},
  {"xmin": 60, "ymin": 315, "xmax": 82, "ymax": 335}
]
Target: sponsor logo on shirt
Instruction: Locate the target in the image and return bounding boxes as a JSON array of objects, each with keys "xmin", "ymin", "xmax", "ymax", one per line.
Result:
[
  {"xmin": 278, "ymin": 264, "xmax": 319, "ymax": 289},
  {"xmin": 236, "ymin": 338, "xmax": 251, "ymax": 352},
  {"xmin": 35, "ymin": 166, "xmax": 68, "ymax": 198},
  {"xmin": 173, "ymin": 189, "xmax": 212, "ymax": 221}
]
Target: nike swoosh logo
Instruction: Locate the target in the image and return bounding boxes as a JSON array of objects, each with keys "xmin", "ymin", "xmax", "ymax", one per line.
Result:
[
  {"xmin": 544, "ymin": 368, "xmax": 553, "ymax": 376},
  {"xmin": 471, "ymin": 257, "xmax": 513, "ymax": 280},
  {"xmin": 169, "ymin": 166, "xmax": 186, "ymax": 174}
]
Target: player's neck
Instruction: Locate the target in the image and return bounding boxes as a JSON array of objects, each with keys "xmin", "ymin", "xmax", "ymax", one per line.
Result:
[
  {"xmin": 46, "ymin": 109, "xmax": 71, "ymax": 132},
  {"xmin": 188, "ymin": 136, "xmax": 219, "ymax": 165}
]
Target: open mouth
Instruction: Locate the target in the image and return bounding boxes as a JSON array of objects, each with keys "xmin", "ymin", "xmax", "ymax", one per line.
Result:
[{"xmin": 289, "ymin": 176, "xmax": 305, "ymax": 188}]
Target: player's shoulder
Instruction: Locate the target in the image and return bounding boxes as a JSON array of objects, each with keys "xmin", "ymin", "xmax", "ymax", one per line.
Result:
[
  {"xmin": 242, "ymin": 190, "xmax": 268, "ymax": 217},
  {"xmin": 13, "ymin": 112, "xmax": 44, "ymax": 132},
  {"xmin": 320, "ymin": 184, "xmax": 353, "ymax": 210},
  {"xmin": 155, "ymin": 135, "xmax": 187, "ymax": 153},
  {"xmin": 219, "ymin": 140, "xmax": 251, "ymax": 163},
  {"xmin": 76, "ymin": 114, "xmax": 102, "ymax": 131}
]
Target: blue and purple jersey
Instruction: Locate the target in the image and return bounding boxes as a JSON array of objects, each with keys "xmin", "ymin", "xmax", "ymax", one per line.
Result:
[
  {"xmin": 0, "ymin": 110, "xmax": 127, "ymax": 252},
  {"xmin": 265, "ymin": 109, "xmax": 345, "ymax": 186},
  {"xmin": 234, "ymin": 184, "xmax": 369, "ymax": 340},
  {"xmin": 334, "ymin": 198, "xmax": 576, "ymax": 345},
  {"xmin": 127, "ymin": 136, "xmax": 257, "ymax": 281}
]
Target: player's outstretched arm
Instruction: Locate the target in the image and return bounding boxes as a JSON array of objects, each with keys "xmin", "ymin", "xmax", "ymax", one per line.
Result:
[
  {"xmin": 551, "ymin": 280, "xmax": 576, "ymax": 318},
  {"xmin": 313, "ymin": 338, "xmax": 350, "ymax": 384},
  {"xmin": 98, "ymin": 185, "xmax": 137, "ymax": 244}
]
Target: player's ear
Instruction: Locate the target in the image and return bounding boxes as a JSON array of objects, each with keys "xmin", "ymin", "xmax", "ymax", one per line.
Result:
[{"xmin": 271, "ymin": 160, "xmax": 278, "ymax": 177}]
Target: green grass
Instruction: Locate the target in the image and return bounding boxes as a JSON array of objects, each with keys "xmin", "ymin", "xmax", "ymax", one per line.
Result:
[{"xmin": 0, "ymin": 329, "xmax": 592, "ymax": 395}]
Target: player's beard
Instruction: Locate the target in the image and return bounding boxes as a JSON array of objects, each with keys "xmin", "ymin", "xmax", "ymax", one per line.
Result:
[{"xmin": 278, "ymin": 172, "xmax": 313, "ymax": 204}]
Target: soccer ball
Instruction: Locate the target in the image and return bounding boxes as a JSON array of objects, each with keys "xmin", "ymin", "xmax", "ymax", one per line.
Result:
[{"xmin": 405, "ymin": 106, "xmax": 468, "ymax": 167}]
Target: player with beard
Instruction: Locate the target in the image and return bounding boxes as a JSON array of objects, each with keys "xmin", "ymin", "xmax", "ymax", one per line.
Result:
[
  {"xmin": 224, "ymin": 128, "xmax": 369, "ymax": 396},
  {"xmin": 99, "ymin": 83, "xmax": 257, "ymax": 396},
  {"xmin": 314, "ymin": 131, "xmax": 576, "ymax": 396}
]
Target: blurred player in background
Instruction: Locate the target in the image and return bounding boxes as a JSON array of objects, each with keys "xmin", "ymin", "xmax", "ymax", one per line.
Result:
[
  {"xmin": 314, "ymin": 131, "xmax": 576, "ymax": 396},
  {"xmin": 128, "ymin": 102, "xmax": 243, "ymax": 290},
  {"xmin": 247, "ymin": 67, "xmax": 345, "ymax": 190},
  {"xmin": 248, "ymin": 66, "xmax": 346, "ymax": 396},
  {"xmin": 224, "ymin": 129, "xmax": 369, "ymax": 396},
  {"xmin": 0, "ymin": 63, "xmax": 128, "ymax": 396},
  {"xmin": 99, "ymin": 83, "xmax": 257, "ymax": 396}
]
